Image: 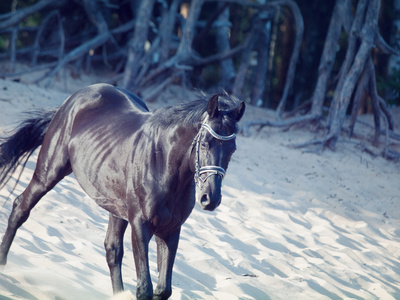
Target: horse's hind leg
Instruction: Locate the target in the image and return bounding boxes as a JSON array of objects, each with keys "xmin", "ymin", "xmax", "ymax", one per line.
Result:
[
  {"xmin": 104, "ymin": 214, "xmax": 128, "ymax": 294},
  {"xmin": 0, "ymin": 193, "xmax": 35, "ymax": 266},
  {"xmin": 0, "ymin": 149, "xmax": 72, "ymax": 266}
]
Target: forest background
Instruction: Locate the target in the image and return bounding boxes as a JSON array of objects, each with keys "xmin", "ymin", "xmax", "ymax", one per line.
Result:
[{"xmin": 0, "ymin": 0, "xmax": 399, "ymax": 157}]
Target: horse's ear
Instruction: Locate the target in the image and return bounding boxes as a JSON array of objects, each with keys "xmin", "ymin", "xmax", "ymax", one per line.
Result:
[
  {"xmin": 235, "ymin": 101, "xmax": 245, "ymax": 121},
  {"xmin": 207, "ymin": 94, "xmax": 219, "ymax": 118}
]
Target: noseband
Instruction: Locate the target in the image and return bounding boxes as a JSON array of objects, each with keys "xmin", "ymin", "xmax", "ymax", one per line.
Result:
[{"xmin": 192, "ymin": 117, "xmax": 236, "ymax": 188}]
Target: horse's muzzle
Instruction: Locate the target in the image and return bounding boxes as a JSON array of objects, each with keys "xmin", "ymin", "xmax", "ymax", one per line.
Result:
[{"xmin": 199, "ymin": 194, "xmax": 221, "ymax": 211}]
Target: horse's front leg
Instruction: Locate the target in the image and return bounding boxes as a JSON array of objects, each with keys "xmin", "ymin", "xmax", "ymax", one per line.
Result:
[
  {"xmin": 104, "ymin": 214, "xmax": 128, "ymax": 294},
  {"xmin": 154, "ymin": 227, "xmax": 181, "ymax": 300},
  {"xmin": 130, "ymin": 218, "xmax": 154, "ymax": 300}
]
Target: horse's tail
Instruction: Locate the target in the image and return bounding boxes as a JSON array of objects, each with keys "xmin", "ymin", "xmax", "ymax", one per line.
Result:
[{"xmin": 0, "ymin": 108, "xmax": 58, "ymax": 191}]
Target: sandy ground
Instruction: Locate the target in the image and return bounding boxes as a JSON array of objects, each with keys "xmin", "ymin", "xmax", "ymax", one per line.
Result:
[{"xmin": 0, "ymin": 78, "xmax": 399, "ymax": 300}]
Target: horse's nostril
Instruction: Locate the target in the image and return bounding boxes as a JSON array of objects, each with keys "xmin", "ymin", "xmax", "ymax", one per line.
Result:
[
  {"xmin": 200, "ymin": 194, "xmax": 210, "ymax": 207},
  {"xmin": 200, "ymin": 194, "xmax": 221, "ymax": 211}
]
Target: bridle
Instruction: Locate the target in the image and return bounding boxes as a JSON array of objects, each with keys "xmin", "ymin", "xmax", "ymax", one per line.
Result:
[{"xmin": 192, "ymin": 116, "xmax": 236, "ymax": 189}]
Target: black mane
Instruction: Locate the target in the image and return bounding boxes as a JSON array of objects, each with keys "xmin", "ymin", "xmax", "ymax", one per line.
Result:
[
  {"xmin": 150, "ymin": 92, "xmax": 242, "ymax": 130},
  {"xmin": 151, "ymin": 100, "xmax": 207, "ymax": 130}
]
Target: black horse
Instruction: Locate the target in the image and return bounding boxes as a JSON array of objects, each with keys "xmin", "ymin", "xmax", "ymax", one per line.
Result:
[{"xmin": 0, "ymin": 84, "xmax": 245, "ymax": 299}]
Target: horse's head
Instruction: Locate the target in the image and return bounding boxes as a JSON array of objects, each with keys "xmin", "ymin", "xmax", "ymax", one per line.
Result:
[{"xmin": 193, "ymin": 93, "xmax": 245, "ymax": 211}]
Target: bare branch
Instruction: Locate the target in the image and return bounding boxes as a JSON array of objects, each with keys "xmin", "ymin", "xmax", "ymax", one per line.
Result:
[
  {"xmin": 374, "ymin": 30, "xmax": 400, "ymax": 56},
  {"xmin": 31, "ymin": 10, "xmax": 59, "ymax": 66},
  {"xmin": 242, "ymin": 113, "xmax": 319, "ymax": 137},
  {"xmin": 192, "ymin": 43, "xmax": 246, "ymax": 67},
  {"xmin": 122, "ymin": 0, "xmax": 156, "ymax": 89},
  {"xmin": 349, "ymin": 62, "xmax": 369, "ymax": 136},
  {"xmin": 325, "ymin": 0, "xmax": 380, "ymax": 149},
  {"xmin": 0, "ymin": 0, "xmax": 66, "ymax": 30},
  {"xmin": 175, "ymin": 0, "xmax": 205, "ymax": 63},
  {"xmin": 309, "ymin": 0, "xmax": 346, "ymax": 117},
  {"xmin": 275, "ymin": 0, "xmax": 304, "ymax": 119}
]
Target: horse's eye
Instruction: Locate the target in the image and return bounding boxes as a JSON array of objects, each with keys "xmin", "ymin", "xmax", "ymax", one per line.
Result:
[{"xmin": 200, "ymin": 141, "xmax": 207, "ymax": 149}]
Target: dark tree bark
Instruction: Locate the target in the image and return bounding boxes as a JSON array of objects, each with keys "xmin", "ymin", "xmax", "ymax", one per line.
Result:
[
  {"xmin": 243, "ymin": 0, "xmax": 400, "ymax": 158},
  {"xmin": 232, "ymin": 19, "xmax": 263, "ymax": 98},
  {"xmin": 215, "ymin": 4, "xmax": 236, "ymax": 90},
  {"xmin": 122, "ymin": 0, "xmax": 156, "ymax": 89},
  {"xmin": 250, "ymin": 17, "xmax": 272, "ymax": 106},
  {"xmin": 175, "ymin": 0, "xmax": 205, "ymax": 64},
  {"xmin": 309, "ymin": 0, "xmax": 350, "ymax": 119},
  {"xmin": 387, "ymin": 0, "xmax": 400, "ymax": 76},
  {"xmin": 159, "ymin": 0, "xmax": 180, "ymax": 64},
  {"xmin": 274, "ymin": 0, "xmax": 304, "ymax": 119},
  {"xmin": 35, "ymin": 0, "xmax": 112, "ymax": 86},
  {"xmin": 31, "ymin": 10, "xmax": 60, "ymax": 66},
  {"xmin": 0, "ymin": 0, "xmax": 66, "ymax": 30},
  {"xmin": 326, "ymin": 0, "xmax": 381, "ymax": 148}
]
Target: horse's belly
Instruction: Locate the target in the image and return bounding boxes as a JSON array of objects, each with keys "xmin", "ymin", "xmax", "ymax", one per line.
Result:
[
  {"xmin": 68, "ymin": 137, "xmax": 130, "ymax": 220},
  {"xmin": 94, "ymin": 197, "xmax": 129, "ymax": 220},
  {"xmin": 72, "ymin": 169, "xmax": 130, "ymax": 220}
]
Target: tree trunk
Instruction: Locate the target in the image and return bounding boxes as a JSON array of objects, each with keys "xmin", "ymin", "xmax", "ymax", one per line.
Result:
[
  {"xmin": 35, "ymin": 0, "xmax": 111, "ymax": 85},
  {"xmin": 325, "ymin": 0, "xmax": 380, "ymax": 148},
  {"xmin": 327, "ymin": 0, "xmax": 367, "ymax": 126},
  {"xmin": 275, "ymin": 0, "xmax": 304, "ymax": 119},
  {"xmin": 387, "ymin": 0, "xmax": 400, "ymax": 75},
  {"xmin": 175, "ymin": 0, "xmax": 204, "ymax": 63},
  {"xmin": 232, "ymin": 18, "xmax": 264, "ymax": 98},
  {"xmin": 251, "ymin": 20, "xmax": 272, "ymax": 106},
  {"xmin": 159, "ymin": 0, "xmax": 180, "ymax": 64},
  {"xmin": 122, "ymin": 0, "xmax": 155, "ymax": 89},
  {"xmin": 349, "ymin": 62, "xmax": 370, "ymax": 136},
  {"xmin": 309, "ymin": 0, "xmax": 348, "ymax": 119},
  {"xmin": 215, "ymin": 4, "xmax": 236, "ymax": 90}
]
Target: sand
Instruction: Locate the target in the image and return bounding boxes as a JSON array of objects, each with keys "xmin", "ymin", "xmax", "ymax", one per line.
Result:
[{"xmin": 0, "ymin": 78, "xmax": 399, "ymax": 300}]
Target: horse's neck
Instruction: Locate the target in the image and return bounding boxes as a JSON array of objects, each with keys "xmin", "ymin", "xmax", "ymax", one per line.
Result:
[{"xmin": 166, "ymin": 124, "xmax": 198, "ymax": 180}]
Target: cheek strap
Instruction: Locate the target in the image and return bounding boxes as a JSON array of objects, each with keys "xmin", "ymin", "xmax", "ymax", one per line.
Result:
[{"xmin": 192, "ymin": 117, "xmax": 236, "ymax": 188}]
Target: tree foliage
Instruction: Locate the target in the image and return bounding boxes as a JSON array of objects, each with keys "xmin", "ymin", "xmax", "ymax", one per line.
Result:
[{"xmin": 0, "ymin": 0, "xmax": 399, "ymax": 158}]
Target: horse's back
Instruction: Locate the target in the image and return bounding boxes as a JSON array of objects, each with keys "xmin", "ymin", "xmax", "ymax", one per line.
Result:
[
  {"xmin": 68, "ymin": 83, "xmax": 147, "ymax": 116},
  {"xmin": 115, "ymin": 86, "xmax": 149, "ymax": 112}
]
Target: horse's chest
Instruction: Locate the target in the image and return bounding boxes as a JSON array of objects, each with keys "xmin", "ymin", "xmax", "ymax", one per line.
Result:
[
  {"xmin": 131, "ymin": 182, "xmax": 195, "ymax": 232},
  {"xmin": 151, "ymin": 197, "xmax": 195, "ymax": 233}
]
